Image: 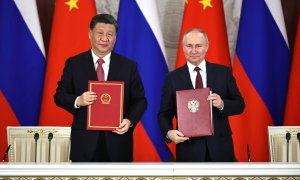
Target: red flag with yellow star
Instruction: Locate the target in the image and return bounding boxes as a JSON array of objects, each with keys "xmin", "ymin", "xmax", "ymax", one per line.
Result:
[
  {"xmin": 39, "ymin": 0, "xmax": 96, "ymax": 126},
  {"xmin": 175, "ymin": 0, "xmax": 231, "ymax": 68}
]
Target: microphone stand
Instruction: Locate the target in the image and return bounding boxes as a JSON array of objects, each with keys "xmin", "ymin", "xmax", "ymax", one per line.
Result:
[
  {"xmin": 247, "ymin": 144, "xmax": 251, "ymax": 162},
  {"xmin": 297, "ymin": 133, "xmax": 300, "ymax": 160},
  {"xmin": 2, "ymin": 145, "xmax": 11, "ymax": 162},
  {"xmin": 48, "ymin": 133, "xmax": 53, "ymax": 163},
  {"xmin": 286, "ymin": 132, "xmax": 291, "ymax": 163},
  {"xmin": 34, "ymin": 133, "xmax": 39, "ymax": 163}
]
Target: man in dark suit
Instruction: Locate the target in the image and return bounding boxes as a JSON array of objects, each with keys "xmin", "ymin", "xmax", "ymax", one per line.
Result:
[
  {"xmin": 54, "ymin": 14, "xmax": 147, "ymax": 162},
  {"xmin": 158, "ymin": 28, "xmax": 245, "ymax": 162}
]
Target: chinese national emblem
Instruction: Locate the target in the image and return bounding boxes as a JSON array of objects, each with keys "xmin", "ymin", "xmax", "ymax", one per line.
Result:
[
  {"xmin": 100, "ymin": 93, "xmax": 111, "ymax": 104},
  {"xmin": 188, "ymin": 99, "xmax": 200, "ymax": 113}
]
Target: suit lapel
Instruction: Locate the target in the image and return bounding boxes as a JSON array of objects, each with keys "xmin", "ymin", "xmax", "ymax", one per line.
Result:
[
  {"xmin": 206, "ymin": 61, "xmax": 214, "ymax": 88},
  {"xmin": 179, "ymin": 64, "xmax": 194, "ymax": 89},
  {"xmin": 107, "ymin": 52, "xmax": 119, "ymax": 81},
  {"xmin": 84, "ymin": 50, "xmax": 98, "ymax": 81}
]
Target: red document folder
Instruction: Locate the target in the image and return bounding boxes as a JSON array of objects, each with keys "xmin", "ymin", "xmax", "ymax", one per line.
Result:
[
  {"xmin": 176, "ymin": 88, "xmax": 214, "ymax": 137},
  {"xmin": 87, "ymin": 81, "xmax": 124, "ymax": 131}
]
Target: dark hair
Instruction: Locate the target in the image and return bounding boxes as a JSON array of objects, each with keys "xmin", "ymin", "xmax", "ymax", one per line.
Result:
[{"xmin": 89, "ymin": 14, "xmax": 118, "ymax": 32}]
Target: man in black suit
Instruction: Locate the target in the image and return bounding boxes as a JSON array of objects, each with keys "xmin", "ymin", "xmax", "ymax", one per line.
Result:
[
  {"xmin": 54, "ymin": 14, "xmax": 147, "ymax": 162},
  {"xmin": 158, "ymin": 28, "xmax": 245, "ymax": 162}
]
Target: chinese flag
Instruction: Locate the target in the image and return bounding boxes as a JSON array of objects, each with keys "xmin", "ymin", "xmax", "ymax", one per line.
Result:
[
  {"xmin": 284, "ymin": 17, "xmax": 300, "ymax": 126},
  {"xmin": 175, "ymin": 0, "xmax": 231, "ymax": 68},
  {"xmin": 39, "ymin": 0, "xmax": 96, "ymax": 126}
]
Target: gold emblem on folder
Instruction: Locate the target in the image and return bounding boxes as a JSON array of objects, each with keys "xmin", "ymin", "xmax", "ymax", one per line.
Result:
[{"xmin": 101, "ymin": 93, "xmax": 111, "ymax": 104}]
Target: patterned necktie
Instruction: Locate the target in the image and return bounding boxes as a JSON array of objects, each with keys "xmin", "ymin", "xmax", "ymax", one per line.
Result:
[
  {"xmin": 194, "ymin": 67, "xmax": 203, "ymax": 89},
  {"xmin": 97, "ymin": 59, "xmax": 105, "ymax": 81}
]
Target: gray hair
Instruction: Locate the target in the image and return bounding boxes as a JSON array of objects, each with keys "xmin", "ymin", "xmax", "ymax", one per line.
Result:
[{"xmin": 182, "ymin": 28, "xmax": 209, "ymax": 47}]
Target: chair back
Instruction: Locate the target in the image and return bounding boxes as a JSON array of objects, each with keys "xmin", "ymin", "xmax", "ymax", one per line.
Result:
[
  {"xmin": 268, "ymin": 126, "xmax": 300, "ymax": 162},
  {"xmin": 7, "ymin": 126, "xmax": 71, "ymax": 163}
]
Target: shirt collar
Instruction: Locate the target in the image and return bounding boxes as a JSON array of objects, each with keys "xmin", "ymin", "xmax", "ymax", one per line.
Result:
[
  {"xmin": 91, "ymin": 49, "xmax": 111, "ymax": 65},
  {"xmin": 187, "ymin": 60, "xmax": 206, "ymax": 73}
]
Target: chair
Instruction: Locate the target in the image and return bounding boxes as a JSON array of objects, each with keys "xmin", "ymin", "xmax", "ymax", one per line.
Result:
[
  {"xmin": 7, "ymin": 126, "xmax": 71, "ymax": 163},
  {"xmin": 268, "ymin": 126, "xmax": 300, "ymax": 162}
]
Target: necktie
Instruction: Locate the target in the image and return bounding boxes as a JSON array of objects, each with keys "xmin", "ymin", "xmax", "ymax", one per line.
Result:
[
  {"xmin": 97, "ymin": 59, "xmax": 105, "ymax": 81},
  {"xmin": 194, "ymin": 67, "xmax": 203, "ymax": 89}
]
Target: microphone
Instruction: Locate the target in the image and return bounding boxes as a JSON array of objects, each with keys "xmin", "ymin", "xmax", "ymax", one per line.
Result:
[
  {"xmin": 34, "ymin": 133, "xmax": 39, "ymax": 163},
  {"xmin": 34, "ymin": 132, "xmax": 39, "ymax": 141},
  {"xmin": 2, "ymin": 145, "xmax": 11, "ymax": 162},
  {"xmin": 48, "ymin": 132, "xmax": 53, "ymax": 163},
  {"xmin": 247, "ymin": 144, "xmax": 251, "ymax": 162},
  {"xmin": 297, "ymin": 133, "xmax": 300, "ymax": 159},
  {"xmin": 286, "ymin": 132, "xmax": 291, "ymax": 162}
]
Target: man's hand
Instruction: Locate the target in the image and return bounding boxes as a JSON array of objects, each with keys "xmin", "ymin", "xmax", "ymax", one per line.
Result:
[
  {"xmin": 113, "ymin": 119, "xmax": 131, "ymax": 135},
  {"xmin": 207, "ymin": 93, "xmax": 224, "ymax": 110},
  {"xmin": 77, "ymin": 91, "xmax": 97, "ymax": 107},
  {"xmin": 167, "ymin": 130, "xmax": 189, "ymax": 144}
]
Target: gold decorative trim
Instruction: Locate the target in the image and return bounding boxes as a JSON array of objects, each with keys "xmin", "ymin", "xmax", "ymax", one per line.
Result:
[
  {"xmin": 26, "ymin": 129, "xmax": 59, "ymax": 135},
  {"xmin": 1, "ymin": 177, "xmax": 300, "ymax": 180}
]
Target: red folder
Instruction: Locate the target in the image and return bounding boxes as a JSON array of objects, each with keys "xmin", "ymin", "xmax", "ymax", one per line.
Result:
[
  {"xmin": 87, "ymin": 81, "xmax": 124, "ymax": 131},
  {"xmin": 176, "ymin": 88, "xmax": 214, "ymax": 137}
]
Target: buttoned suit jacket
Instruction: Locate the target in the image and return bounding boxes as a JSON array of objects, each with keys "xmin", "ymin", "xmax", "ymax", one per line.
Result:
[
  {"xmin": 54, "ymin": 50, "xmax": 147, "ymax": 162},
  {"xmin": 158, "ymin": 61, "xmax": 245, "ymax": 162}
]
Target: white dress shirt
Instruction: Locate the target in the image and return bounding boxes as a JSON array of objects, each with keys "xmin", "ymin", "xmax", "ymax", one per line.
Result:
[
  {"xmin": 187, "ymin": 60, "xmax": 207, "ymax": 89},
  {"xmin": 91, "ymin": 50, "xmax": 111, "ymax": 81}
]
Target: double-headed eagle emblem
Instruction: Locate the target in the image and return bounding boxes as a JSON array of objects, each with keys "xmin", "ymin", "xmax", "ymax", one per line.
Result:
[{"xmin": 188, "ymin": 99, "xmax": 200, "ymax": 113}]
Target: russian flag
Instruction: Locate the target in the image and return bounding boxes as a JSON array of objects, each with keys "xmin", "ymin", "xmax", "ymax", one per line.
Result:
[
  {"xmin": 0, "ymin": 0, "xmax": 45, "ymax": 159},
  {"xmin": 114, "ymin": 0, "xmax": 172, "ymax": 161},
  {"xmin": 230, "ymin": 0, "xmax": 290, "ymax": 161}
]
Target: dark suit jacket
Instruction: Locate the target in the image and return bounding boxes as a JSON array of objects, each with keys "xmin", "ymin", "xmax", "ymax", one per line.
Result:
[
  {"xmin": 158, "ymin": 61, "xmax": 245, "ymax": 162},
  {"xmin": 54, "ymin": 50, "xmax": 147, "ymax": 162}
]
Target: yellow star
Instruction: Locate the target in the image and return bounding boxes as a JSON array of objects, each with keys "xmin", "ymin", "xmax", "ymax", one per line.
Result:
[
  {"xmin": 65, "ymin": 0, "xmax": 79, "ymax": 11},
  {"xmin": 186, "ymin": 0, "xmax": 189, "ymax": 4},
  {"xmin": 199, "ymin": 0, "xmax": 213, "ymax": 10}
]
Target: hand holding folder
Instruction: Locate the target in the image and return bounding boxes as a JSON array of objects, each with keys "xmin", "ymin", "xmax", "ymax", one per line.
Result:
[
  {"xmin": 176, "ymin": 88, "xmax": 214, "ymax": 138},
  {"xmin": 87, "ymin": 81, "xmax": 124, "ymax": 131}
]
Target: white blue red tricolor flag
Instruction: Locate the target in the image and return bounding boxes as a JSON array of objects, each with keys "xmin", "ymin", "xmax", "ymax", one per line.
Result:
[
  {"xmin": 230, "ymin": 0, "xmax": 290, "ymax": 161},
  {"xmin": 0, "ymin": 0, "xmax": 45, "ymax": 159},
  {"xmin": 114, "ymin": 0, "xmax": 172, "ymax": 161}
]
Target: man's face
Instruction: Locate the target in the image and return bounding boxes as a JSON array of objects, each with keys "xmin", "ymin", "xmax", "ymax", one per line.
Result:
[
  {"xmin": 182, "ymin": 31, "xmax": 208, "ymax": 66},
  {"xmin": 89, "ymin": 23, "xmax": 116, "ymax": 57}
]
